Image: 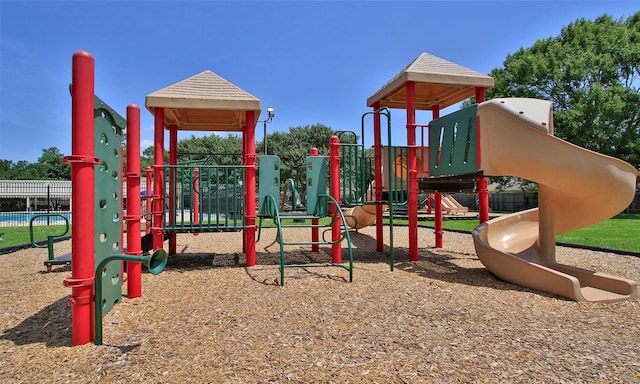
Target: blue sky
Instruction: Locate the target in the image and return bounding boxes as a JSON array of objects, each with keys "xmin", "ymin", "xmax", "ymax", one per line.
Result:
[{"xmin": 1, "ymin": 0, "xmax": 638, "ymax": 163}]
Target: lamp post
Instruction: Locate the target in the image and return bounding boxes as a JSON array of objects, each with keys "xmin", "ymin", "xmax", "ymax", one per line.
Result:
[{"xmin": 261, "ymin": 107, "xmax": 275, "ymax": 155}]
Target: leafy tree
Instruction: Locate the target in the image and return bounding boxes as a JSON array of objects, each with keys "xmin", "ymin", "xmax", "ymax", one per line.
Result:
[
  {"xmin": 140, "ymin": 146, "xmax": 157, "ymax": 176},
  {"xmin": 0, "ymin": 147, "xmax": 70, "ymax": 180},
  {"xmin": 265, "ymin": 124, "xmax": 336, "ymax": 183},
  {"xmin": 479, "ymin": 12, "xmax": 640, "ymax": 191},
  {"xmin": 0, "ymin": 160, "xmax": 14, "ymax": 179},
  {"xmin": 177, "ymin": 133, "xmax": 243, "ymax": 165},
  {"xmin": 487, "ymin": 12, "xmax": 640, "ymax": 168},
  {"xmin": 37, "ymin": 147, "xmax": 70, "ymax": 180}
]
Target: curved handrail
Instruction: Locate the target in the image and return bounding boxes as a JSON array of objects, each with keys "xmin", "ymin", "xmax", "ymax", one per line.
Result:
[
  {"xmin": 280, "ymin": 178, "xmax": 298, "ymax": 211},
  {"xmin": 29, "ymin": 214, "xmax": 70, "ymax": 261}
]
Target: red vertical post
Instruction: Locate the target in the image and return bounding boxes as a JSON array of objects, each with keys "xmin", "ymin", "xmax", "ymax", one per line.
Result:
[
  {"xmin": 168, "ymin": 126, "xmax": 178, "ymax": 254},
  {"xmin": 432, "ymin": 105, "xmax": 443, "ymax": 248},
  {"xmin": 244, "ymin": 111, "xmax": 257, "ymax": 266},
  {"xmin": 63, "ymin": 50, "xmax": 99, "ymax": 345},
  {"xmin": 310, "ymin": 147, "xmax": 320, "ymax": 252},
  {"xmin": 372, "ymin": 101, "xmax": 384, "ymax": 252},
  {"xmin": 476, "ymin": 87, "xmax": 489, "ymax": 223},
  {"xmin": 145, "ymin": 167, "xmax": 152, "ymax": 235},
  {"xmin": 125, "ymin": 105, "xmax": 143, "ymax": 298},
  {"xmin": 329, "ymin": 136, "xmax": 342, "ymax": 263},
  {"xmin": 152, "ymin": 108, "xmax": 165, "ymax": 250},
  {"xmin": 406, "ymin": 82, "xmax": 419, "ymax": 262},
  {"xmin": 120, "ymin": 144, "xmax": 125, "ymax": 267},
  {"xmin": 242, "ymin": 129, "xmax": 247, "ymax": 254}
]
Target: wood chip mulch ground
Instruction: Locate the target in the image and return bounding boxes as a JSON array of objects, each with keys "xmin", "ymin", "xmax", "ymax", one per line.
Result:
[{"xmin": 1, "ymin": 225, "xmax": 639, "ymax": 383}]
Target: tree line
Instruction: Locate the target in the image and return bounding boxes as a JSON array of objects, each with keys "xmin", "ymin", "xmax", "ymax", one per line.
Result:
[
  {"xmin": 1, "ymin": 12, "xmax": 638, "ymax": 193},
  {"xmin": 0, "ymin": 147, "xmax": 70, "ymax": 180}
]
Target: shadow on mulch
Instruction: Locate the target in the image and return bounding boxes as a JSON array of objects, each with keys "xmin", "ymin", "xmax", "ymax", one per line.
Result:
[
  {"xmin": 163, "ymin": 252, "xmax": 243, "ymax": 271},
  {"xmin": 158, "ymin": 231, "xmax": 561, "ymax": 298},
  {"xmin": 1, "ymin": 296, "xmax": 72, "ymax": 347},
  {"xmin": 348, "ymin": 231, "xmax": 561, "ymax": 298},
  {"xmin": 392, "ymin": 249, "xmax": 561, "ymax": 299}
]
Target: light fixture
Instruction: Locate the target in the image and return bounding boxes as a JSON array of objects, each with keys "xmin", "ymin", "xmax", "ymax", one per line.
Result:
[{"xmin": 262, "ymin": 107, "xmax": 275, "ymax": 155}]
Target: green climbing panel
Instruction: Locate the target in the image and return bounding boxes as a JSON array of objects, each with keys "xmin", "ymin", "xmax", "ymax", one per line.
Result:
[
  {"xmin": 93, "ymin": 95, "xmax": 126, "ymax": 318},
  {"xmin": 258, "ymin": 155, "xmax": 281, "ymax": 216},
  {"xmin": 429, "ymin": 104, "xmax": 479, "ymax": 177},
  {"xmin": 305, "ymin": 156, "xmax": 327, "ymax": 216}
]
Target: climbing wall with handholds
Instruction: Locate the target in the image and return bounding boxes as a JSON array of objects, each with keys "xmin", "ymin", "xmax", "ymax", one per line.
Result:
[{"xmin": 93, "ymin": 95, "xmax": 126, "ymax": 317}]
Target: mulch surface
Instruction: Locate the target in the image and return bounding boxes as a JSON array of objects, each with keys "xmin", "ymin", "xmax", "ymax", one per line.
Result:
[{"xmin": 1, "ymin": 226, "xmax": 639, "ymax": 383}]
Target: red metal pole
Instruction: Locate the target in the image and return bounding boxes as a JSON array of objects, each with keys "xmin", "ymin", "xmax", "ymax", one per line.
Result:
[
  {"xmin": 152, "ymin": 108, "xmax": 165, "ymax": 250},
  {"xmin": 406, "ymin": 82, "xmax": 419, "ymax": 262},
  {"xmin": 242, "ymin": 128, "xmax": 247, "ymax": 254},
  {"xmin": 432, "ymin": 105, "xmax": 443, "ymax": 248},
  {"xmin": 310, "ymin": 147, "xmax": 320, "ymax": 252},
  {"xmin": 476, "ymin": 87, "xmax": 489, "ymax": 223},
  {"xmin": 193, "ymin": 167, "xmax": 200, "ymax": 226},
  {"xmin": 244, "ymin": 110, "xmax": 257, "ymax": 267},
  {"xmin": 329, "ymin": 136, "xmax": 342, "ymax": 263},
  {"xmin": 373, "ymin": 101, "xmax": 384, "ymax": 252},
  {"xmin": 145, "ymin": 167, "xmax": 152, "ymax": 235},
  {"xmin": 120, "ymin": 144, "xmax": 125, "ymax": 275},
  {"xmin": 63, "ymin": 50, "xmax": 99, "ymax": 345},
  {"xmin": 169, "ymin": 126, "xmax": 178, "ymax": 254},
  {"xmin": 125, "ymin": 104, "xmax": 142, "ymax": 298}
]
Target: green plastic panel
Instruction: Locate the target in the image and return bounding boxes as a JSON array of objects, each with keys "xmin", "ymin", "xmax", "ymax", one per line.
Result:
[
  {"xmin": 93, "ymin": 95, "xmax": 125, "ymax": 317},
  {"xmin": 429, "ymin": 104, "xmax": 479, "ymax": 177},
  {"xmin": 305, "ymin": 156, "xmax": 327, "ymax": 216},
  {"xmin": 258, "ymin": 155, "xmax": 281, "ymax": 216}
]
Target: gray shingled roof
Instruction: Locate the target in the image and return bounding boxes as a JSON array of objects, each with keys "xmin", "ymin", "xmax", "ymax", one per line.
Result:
[
  {"xmin": 367, "ymin": 52, "xmax": 494, "ymax": 110},
  {"xmin": 146, "ymin": 70, "xmax": 261, "ymax": 132}
]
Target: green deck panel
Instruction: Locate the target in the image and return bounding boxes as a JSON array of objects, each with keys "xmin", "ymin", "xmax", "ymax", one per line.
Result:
[
  {"xmin": 93, "ymin": 95, "xmax": 126, "ymax": 317},
  {"xmin": 429, "ymin": 104, "xmax": 479, "ymax": 177}
]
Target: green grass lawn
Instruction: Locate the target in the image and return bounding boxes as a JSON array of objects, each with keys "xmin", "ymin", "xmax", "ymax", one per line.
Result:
[
  {"xmin": 389, "ymin": 213, "xmax": 640, "ymax": 253},
  {"xmin": 555, "ymin": 213, "xmax": 640, "ymax": 252},
  {"xmin": 1, "ymin": 214, "xmax": 638, "ymax": 253},
  {"xmin": 0, "ymin": 224, "xmax": 71, "ymax": 249}
]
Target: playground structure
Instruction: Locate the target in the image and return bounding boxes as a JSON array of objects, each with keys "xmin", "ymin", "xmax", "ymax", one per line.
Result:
[{"xmin": 61, "ymin": 50, "xmax": 638, "ymax": 345}]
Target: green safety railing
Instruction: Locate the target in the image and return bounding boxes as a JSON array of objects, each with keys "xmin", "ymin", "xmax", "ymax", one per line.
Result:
[
  {"xmin": 164, "ymin": 164, "xmax": 247, "ymax": 232},
  {"xmin": 384, "ymin": 145, "xmax": 413, "ymax": 208},
  {"xmin": 335, "ymin": 130, "xmax": 375, "ymax": 207}
]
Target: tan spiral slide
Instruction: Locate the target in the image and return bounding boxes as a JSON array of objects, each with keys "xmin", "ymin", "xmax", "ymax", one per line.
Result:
[{"xmin": 472, "ymin": 98, "xmax": 638, "ymax": 302}]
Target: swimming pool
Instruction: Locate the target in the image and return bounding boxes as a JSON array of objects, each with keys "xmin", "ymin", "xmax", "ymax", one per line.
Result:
[{"xmin": 0, "ymin": 211, "xmax": 72, "ymax": 227}]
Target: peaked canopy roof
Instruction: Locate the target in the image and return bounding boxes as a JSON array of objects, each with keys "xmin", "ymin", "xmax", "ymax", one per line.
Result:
[
  {"xmin": 146, "ymin": 70, "xmax": 262, "ymax": 132},
  {"xmin": 367, "ymin": 52, "xmax": 494, "ymax": 110}
]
